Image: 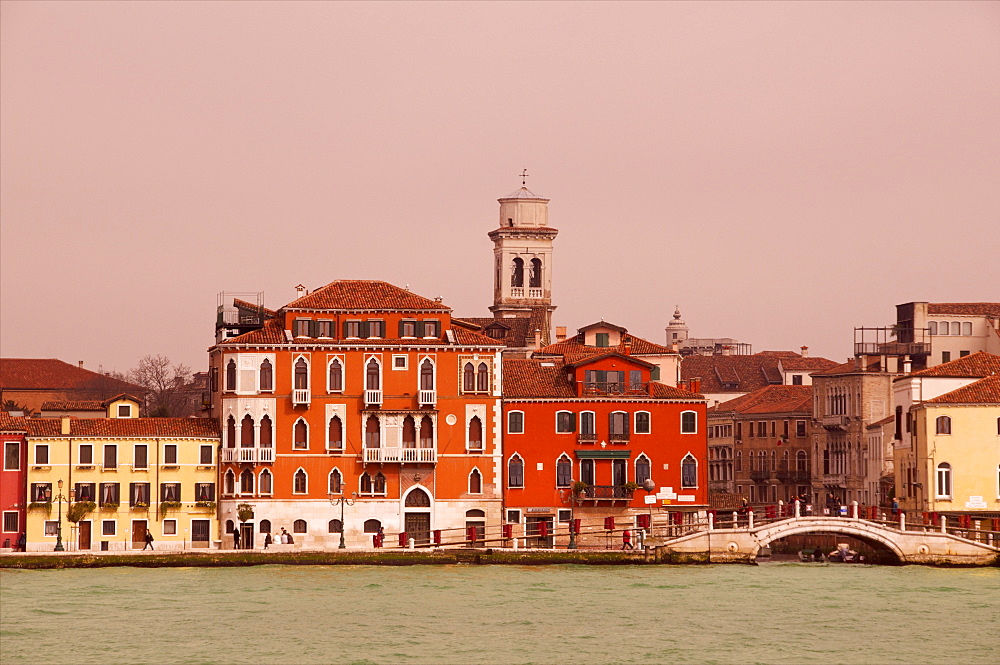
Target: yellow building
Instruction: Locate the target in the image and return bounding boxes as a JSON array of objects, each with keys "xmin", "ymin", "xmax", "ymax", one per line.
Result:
[
  {"xmin": 23, "ymin": 412, "xmax": 219, "ymax": 551},
  {"xmin": 896, "ymin": 374, "xmax": 1000, "ymax": 516}
]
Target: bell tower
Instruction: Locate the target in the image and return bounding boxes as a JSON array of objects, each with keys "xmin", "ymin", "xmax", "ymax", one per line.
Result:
[{"xmin": 487, "ymin": 176, "xmax": 558, "ymax": 342}]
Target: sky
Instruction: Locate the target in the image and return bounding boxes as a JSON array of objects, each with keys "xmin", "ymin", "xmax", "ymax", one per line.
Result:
[{"xmin": 2, "ymin": 1, "xmax": 998, "ymax": 375}]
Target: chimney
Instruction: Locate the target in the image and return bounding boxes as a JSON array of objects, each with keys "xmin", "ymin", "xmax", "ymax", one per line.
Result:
[
  {"xmin": 61, "ymin": 416, "xmax": 71, "ymax": 435},
  {"xmin": 623, "ymin": 338, "xmax": 632, "ymax": 355},
  {"xmin": 556, "ymin": 326, "xmax": 567, "ymax": 343},
  {"xmin": 671, "ymin": 343, "xmax": 679, "ymax": 353},
  {"xmin": 295, "ymin": 284, "xmax": 306, "ymax": 298},
  {"xmin": 78, "ymin": 360, "xmax": 84, "ymax": 369},
  {"xmin": 800, "ymin": 346, "xmax": 809, "ymax": 357},
  {"xmin": 690, "ymin": 377, "xmax": 701, "ymax": 393},
  {"xmin": 679, "ymin": 380, "xmax": 689, "ymax": 391},
  {"xmin": 533, "ymin": 328, "xmax": 542, "ymax": 351}
]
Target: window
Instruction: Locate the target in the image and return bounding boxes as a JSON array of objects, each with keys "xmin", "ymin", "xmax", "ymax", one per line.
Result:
[
  {"xmin": 580, "ymin": 459, "xmax": 595, "ymax": 485},
  {"xmin": 469, "ymin": 468, "xmax": 483, "ymax": 494},
  {"xmin": 293, "ymin": 519, "xmax": 307, "ymax": 534},
  {"xmin": 609, "ymin": 412, "xmax": 629, "ymax": 439},
  {"xmin": 226, "ymin": 416, "xmax": 236, "ymax": 448},
  {"xmin": 511, "ymin": 257, "xmax": 524, "ymax": 287},
  {"xmin": 200, "ymin": 445, "xmax": 213, "ymax": 465},
  {"xmin": 508, "ymin": 455, "xmax": 524, "ymax": 488},
  {"xmin": 102, "ymin": 520, "xmax": 116, "ymax": 536},
  {"xmin": 936, "ymin": 463, "xmax": 952, "ymax": 499},
  {"xmin": 99, "ymin": 482, "xmax": 119, "ymax": 506},
  {"xmin": 757, "ymin": 421, "xmax": 767, "ymax": 438},
  {"xmin": 365, "ymin": 415, "xmax": 381, "ymax": 448},
  {"xmin": 294, "ymin": 358, "xmax": 309, "ymax": 390},
  {"xmin": 34, "ymin": 444, "xmax": 49, "ymax": 465},
  {"xmin": 580, "ymin": 412, "xmax": 595, "ymax": 435},
  {"xmin": 226, "ymin": 359, "xmax": 236, "ymax": 391},
  {"xmin": 467, "ymin": 416, "xmax": 483, "ymax": 450},
  {"xmin": 556, "ymin": 455, "xmax": 572, "ymax": 487},
  {"xmin": 78, "ymin": 443, "xmax": 93, "ymax": 465},
  {"xmin": 529, "ymin": 258, "xmax": 542, "ymax": 288},
  {"xmin": 936, "ymin": 416, "xmax": 952, "ymax": 435},
  {"xmin": 294, "ymin": 318, "xmax": 311, "ymax": 337},
  {"xmin": 129, "ymin": 483, "xmax": 150, "ymax": 507},
  {"xmin": 329, "ymin": 519, "xmax": 343, "ymax": 534},
  {"xmin": 360, "ymin": 472, "xmax": 387, "ymax": 495},
  {"xmin": 293, "ymin": 419, "xmax": 308, "ymax": 449},
  {"xmin": 796, "ymin": 450, "xmax": 808, "ymax": 472},
  {"xmin": 366, "ymin": 358, "xmax": 380, "ymax": 390},
  {"xmin": 293, "ymin": 469, "xmax": 308, "ymax": 494},
  {"xmin": 44, "ymin": 521, "xmax": 59, "ymax": 536},
  {"xmin": 556, "ymin": 411, "xmax": 576, "ymax": 433},
  {"xmin": 595, "ymin": 332, "xmax": 609, "ymax": 347},
  {"xmin": 422, "ymin": 320, "xmax": 439, "ymax": 338},
  {"xmin": 960, "ymin": 350, "xmax": 970, "ymax": 358},
  {"xmin": 393, "ymin": 355, "xmax": 408, "ymax": 370},
  {"xmin": 792, "ymin": 374, "xmax": 803, "ymax": 385},
  {"xmin": 328, "ymin": 359, "xmax": 343, "ymax": 392},
  {"xmin": 463, "ymin": 363, "xmax": 475, "ymax": 392},
  {"xmin": 635, "ymin": 455, "xmax": 651, "ymax": 486},
  {"xmin": 260, "ymin": 416, "xmax": 272, "ymax": 448},
  {"xmin": 420, "ymin": 359, "xmax": 434, "ymax": 390},
  {"xmin": 195, "ymin": 483, "xmax": 215, "ymax": 502},
  {"xmin": 133, "ymin": 445, "xmax": 148, "ymax": 470},
  {"xmin": 506, "ymin": 509, "xmax": 521, "ymax": 523},
  {"xmin": 118, "ymin": 404, "xmax": 132, "ymax": 417},
  {"xmin": 419, "ymin": 416, "xmax": 433, "ymax": 448},
  {"xmin": 315, "ymin": 320, "xmax": 333, "ymax": 338},
  {"xmin": 160, "ymin": 483, "xmax": 180, "ymax": 502},
  {"xmin": 508, "ymin": 411, "xmax": 524, "ymax": 434},
  {"xmin": 681, "ymin": 454, "xmax": 698, "ymax": 488},
  {"xmin": 240, "ymin": 469, "xmax": 254, "ymax": 494},
  {"xmin": 31, "ymin": 483, "xmax": 52, "ymax": 502},
  {"xmin": 328, "ymin": 469, "xmax": 342, "ymax": 495},
  {"xmin": 328, "ymin": 416, "xmax": 343, "ymax": 450},
  {"xmin": 259, "ymin": 469, "xmax": 272, "ymax": 495},
  {"xmin": 224, "ymin": 469, "xmax": 235, "ymax": 495},
  {"xmin": 159, "ymin": 519, "xmax": 176, "ymax": 535},
  {"xmin": 557, "ymin": 509, "xmax": 572, "ymax": 523},
  {"xmin": 939, "ymin": 321, "xmax": 949, "ymax": 335},
  {"xmin": 259, "ymin": 359, "xmax": 273, "ymax": 391},
  {"xmin": 344, "ymin": 320, "xmax": 361, "ymax": 338},
  {"xmin": 400, "ymin": 319, "xmax": 417, "ymax": 338},
  {"xmin": 4, "ymin": 442, "xmax": 20, "ymax": 470},
  {"xmin": 364, "ymin": 519, "xmax": 381, "ymax": 534},
  {"xmin": 635, "ymin": 412, "xmax": 651, "ymax": 434},
  {"xmin": 368, "ymin": 319, "xmax": 385, "ymax": 338},
  {"xmin": 477, "ymin": 363, "xmax": 490, "ymax": 392},
  {"xmin": 942, "ymin": 351, "xmax": 951, "ymax": 363},
  {"xmin": 796, "ymin": 420, "xmax": 807, "ymax": 437},
  {"xmin": 681, "ymin": 411, "xmax": 698, "ymax": 434},
  {"xmin": 3, "ymin": 511, "xmax": 18, "ymax": 532},
  {"xmin": 163, "ymin": 444, "xmax": 178, "ymax": 465},
  {"xmin": 951, "ymin": 321, "xmax": 961, "ymax": 335},
  {"xmin": 929, "ymin": 321, "xmax": 938, "ymax": 335},
  {"xmin": 962, "ymin": 321, "xmax": 972, "ymax": 336}
]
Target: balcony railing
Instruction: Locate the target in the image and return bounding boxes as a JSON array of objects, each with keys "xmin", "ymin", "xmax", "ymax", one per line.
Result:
[
  {"xmin": 821, "ymin": 415, "xmax": 848, "ymax": 428},
  {"xmin": 222, "ymin": 447, "xmax": 275, "ymax": 464},
  {"xmin": 292, "ymin": 389, "xmax": 310, "ymax": 406},
  {"xmin": 609, "ymin": 432, "xmax": 630, "ymax": 444},
  {"xmin": 510, "ymin": 287, "xmax": 524, "ymax": 297},
  {"xmin": 365, "ymin": 390, "xmax": 383, "ymax": 407},
  {"xmin": 418, "ymin": 390, "xmax": 436, "ymax": 407},
  {"xmin": 582, "ymin": 382, "xmax": 650, "ymax": 396},
  {"xmin": 579, "ymin": 485, "xmax": 635, "ymax": 501},
  {"xmin": 577, "ymin": 433, "xmax": 597, "ymax": 445},
  {"xmin": 527, "ymin": 288, "xmax": 543, "ymax": 298},
  {"xmin": 363, "ymin": 447, "xmax": 436, "ymax": 464},
  {"xmin": 775, "ymin": 469, "xmax": 809, "ymax": 483},
  {"xmin": 749, "ymin": 470, "xmax": 771, "ymax": 482}
]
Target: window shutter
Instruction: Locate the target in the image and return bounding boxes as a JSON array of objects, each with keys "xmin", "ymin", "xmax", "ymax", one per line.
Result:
[
  {"xmin": 343, "ymin": 320, "xmax": 351, "ymax": 338},
  {"xmin": 570, "ymin": 412, "xmax": 577, "ymax": 431},
  {"xmin": 360, "ymin": 321, "xmax": 370, "ymax": 338},
  {"xmin": 415, "ymin": 320, "xmax": 425, "ymax": 338}
]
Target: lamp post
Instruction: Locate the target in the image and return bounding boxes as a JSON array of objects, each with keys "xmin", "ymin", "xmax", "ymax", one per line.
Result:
[
  {"xmin": 642, "ymin": 478, "xmax": 656, "ymax": 543},
  {"xmin": 53, "ymin": 479, "xmax": 67, "ymax": 551},
  {"xmin": 560, "ymin": 480, "xmax": 579, "ymax": 550},
  {"xmin": 329, "ymin": 491, "xmax": 357, "ymax": 549}
]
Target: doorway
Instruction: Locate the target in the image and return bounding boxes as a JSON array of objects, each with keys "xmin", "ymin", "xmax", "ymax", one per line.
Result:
[
  {"xmin": 131, "ymin": 520, "xmax": 147, "ymax": 548},
  {"xmin": 191, "ymin": 519, "xmax": 210, "ymax": 548},
  {"xmin": 78, "ymin": 521, "xmax": 91, "ymax": 550},
  {"xmin": 239, "ymin": 523, "xmax": 255, "ymax": 550},
  {"xmin": 525, "ymin": 515, "xmax": 554, "ymax": 548},
  {"xmin": 405, "ymin": 513, "xmax": 430, "ymax": 545}
]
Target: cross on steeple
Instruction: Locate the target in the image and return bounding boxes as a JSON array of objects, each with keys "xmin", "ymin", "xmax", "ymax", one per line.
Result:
[{"xmin": 520, "ymin": 168, "xmax": 529, "ymax": 186}]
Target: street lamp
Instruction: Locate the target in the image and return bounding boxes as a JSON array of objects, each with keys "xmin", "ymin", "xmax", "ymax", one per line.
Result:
[
  {"xmin": 642, "ymin": 478, "xmax": 656, "ymax": 545},
  {"xmin": 53, "ymin": 479, "xmax": 68, "ymax": 552},
  {"xmin": 560, "ymin": 480, "xmax": 579, "ymax": 550},
  {"xmin": 329, "ymin": 491, "xmax": 357, "ymax": 549}
]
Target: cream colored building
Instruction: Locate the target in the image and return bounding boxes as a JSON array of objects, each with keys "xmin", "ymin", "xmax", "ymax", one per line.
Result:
[{"xmin": 895, "ymin": 302, "xmax": 1000, "ymax": 368}]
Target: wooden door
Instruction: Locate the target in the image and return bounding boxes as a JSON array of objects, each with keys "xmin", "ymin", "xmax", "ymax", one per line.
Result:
[
  {"xmin": 78, "ymin": 521, "xmax": 92, "ymax": 550},
  {"xmin": 132, "ymin": 520, "xmax": 147, "ymax": 547},
  {"xmin": 404, "ymin": 512, "xmax": 430, "ymax": 545},
  {"xmin": 191, "ymin": 519, "xmax": 210, "ymax": 548}
]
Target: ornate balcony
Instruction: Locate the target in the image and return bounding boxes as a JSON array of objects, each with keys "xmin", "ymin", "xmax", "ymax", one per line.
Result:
[
  {"xmin": 578, "ymin": 485, "xmax": 635, "ymax": 501},
  {"xmin": 577, "ymin": 433, "xmax": 597, "ymax": 445},
  {"xmin": 418, "ymin": 390, "xmax": 436, "ymax": 407},
  {"xmin": 365, "ymin": 390, "xmax": 383, "ymax": 407},
  {"xmin": 292, "ymin": 389, "xmax": 310, "ymax": 406},
  {"xmin": 363, "ymin": 446, "xmax": 436, "ymax": 464},
  {"xmin": 222, "ymin": 447, "xmax": 275, "ymax": 464},
  {"xmin": 609, "ymin": 432, "xmax": 630, "ymax": 444}
]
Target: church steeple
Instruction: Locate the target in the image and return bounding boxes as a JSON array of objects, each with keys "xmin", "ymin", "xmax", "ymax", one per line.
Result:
[
  {"xmin": 666, "ymin": 305, "xmax": 689, "ymax": 344},
  {"xmin": 487, "ymin": 176, "xmax": 558, "ymax": 342}
]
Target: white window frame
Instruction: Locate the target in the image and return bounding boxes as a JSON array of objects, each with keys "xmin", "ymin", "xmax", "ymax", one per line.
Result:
[
  {"xmin": 392, "ymin": 354, "xmax": 408, "ymax": 370},
  {"xmin": 327, "ymin": 414, "xmax": 344, "ymax": 451},
  {"xmin": 293, "ymin": 467, "xmax": 308, "ymax": 495},
  {"xmin": 259, "ymin": 468, "xmax": 273, "ymax": 495},
  {"xmin": 418, "ymin": 355, "xmax": 436, "ymax": 391},
  {"xmin": 364, "ymin": 354, "xmax": 383, "ymax": 391},
  {"xmin": 2, "ymin": 511, "xmax": 18, "ymax": 533},
  {"xmin": 199, "ymin": 445, "xmax": 213, "ymax": 465},
  {"xmin": 133, "ymin": 444, "xmax": 148, "ymax": 470},
  {"xmin": 557, "ymin": 509, "xmax": 572, "ymax": 523},
  {"xmin": 78, "ymin": 443, "xmax": 93, "ymax": 466},
  {"xmin": 634, "ymin": 453, "xmax": 652, "ymax": 485},
  {"xmin": 326, "ymin": 355, "xmax": 345, "ymax": 393},
  {"xmin": 555, "ymin": 410, "xmax": 575, "ymax": 434},
  {"xmin": 465, "ymin": 410, "xmax": 485, "ymax": 452},
  {"xmin": 102, "ymin": 519, "xmax": 116, "ymax": 536},
  {"xmin": 634, "ymin": 411, "xmax": 652, "ymax": 435},
  {"xmin": 935, "ymin": 463, "xmax": 952, "ymax": 499},
  {"xmin": 468, "ymin": 467, "xmax": 483, "ymax": 494},
  {"xmin": 680, "ymin": 452, "xmax": 698, "ymax": 489},
  {"xmin": 508, "ymin": 410, "xmax": 525, "ymax": 434},
  {"xmin": 507, "ymin": 453, "xmax": 525, "ymax": 488},
  {"xmin": 579, "ymin": 411, "xmax": 596, "ymax": 436},
  {"xmin": 292, "ymin": 417, "xmax": 309, "ymax": 450},
  {"xmin": 117, "ymin": 403, "xmax": 133, "ymax": 418},
  {"xmin": 506, "ymin": 509, "xmax": 522, "ymax": 523},
  {"xmin": 556, "ymin": 454, "xmax": 573, "ymax": 488},
  {"xmin": 292, "ymin": 354, "xmax": 311, "ymax": 392},
  {"xmin": 162, "ymin": 519, "xmax": 177, "ymax": 536},
  {"xmin": 328, "ymin": 467, "xmax": 343, "ymax": 495},
  {"xmin": 259, "ymin": 357, "xmax": 275, "ymax": 393},
  {"xmin": 163, "ymin": 443, "xmax": 179, "ymax": 466},
  {"xmin": 680, "ymin": 410, "xmax": 698, "ymax": 434},
  {"xmin": 4, "ymin": 441, "xmax": 20, "ymax": 471},
  {"xmin": 44, "ymin": 520, "xmax": 59, "ymax": 537}
]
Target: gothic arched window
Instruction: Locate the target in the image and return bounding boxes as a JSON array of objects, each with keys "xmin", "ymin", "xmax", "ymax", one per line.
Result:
[
  {"xmin": 259, "ymin": 359, "xmax": 273, "ymax": 392},
  {"xmin": 511, "ymin": 257, "xmax": 524, "ymax": 287},
  {"xmin": 529, "ymin": 258, "xmax": 542, "ymax": 288}
]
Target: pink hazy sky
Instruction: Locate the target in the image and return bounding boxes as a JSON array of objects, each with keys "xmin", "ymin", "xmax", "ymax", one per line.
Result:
[{"xmin": 2, "ymin": 1, "xmax": 998, "ymax": 373}]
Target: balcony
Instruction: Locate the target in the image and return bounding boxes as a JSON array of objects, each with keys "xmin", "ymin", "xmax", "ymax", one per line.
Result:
[
  {"xmin": 749, "ymin": 470, "xmax": 771, "ymax": 482},
  {"xmin": 363, "ymin": 446, "xmax": 436, "ymax": 464},
  {"xmin": 609, "ymin": 433, "xmax": 630, "ymax": 444},
  {"xmin": 582, "ymin": 382, "xmax": 650, "ymax": 396},
  {"xmin": 292, "ymin": 389, "xmax": 310, "ymax": 406},
  {"xmin": 418, "ymin": 390, "xmax": 436, "ymax": 407},
  {"xmin": 822, "ymin": 415, "xmax": 849, "ymax": 429},
  {"xmin": 527, "ymin": 288, "xmax": 543, "ymax": 298},
  {"xmin": 365, "ymin": 389, "xmax": 383, "ymax": 407},
  {"xmin": 776, "ymin": 469, "xmax": 810, "ymax": 483},
  {"xmin": 577, "ymin": 433, "xmax": 597, "ymax": 445},
  {"xmin": 578, "ymin": 485, "xmax": 635, "ymax": 501},
  {"xmin": 222, "ymin": 447, "xmax": 275, "ymax": 464}
]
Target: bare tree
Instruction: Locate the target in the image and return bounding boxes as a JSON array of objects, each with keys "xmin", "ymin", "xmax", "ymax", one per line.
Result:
[{"xmin": 126, "ymin": 355, "xmax": 198, "ymax": 417}]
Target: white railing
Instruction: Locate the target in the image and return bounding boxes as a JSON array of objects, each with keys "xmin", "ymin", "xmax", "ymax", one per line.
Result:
[
  {"xmin": 363, "ymin": 447, "xmax": 437, "ymax": 464},
  {"xmin": 292, "ymin": 389, "xmax": 310, "ymax": 406},
  {"xmin": 365, "ymin": 389, "xmax": 383, "ymax": 406},
  {"xmin": 527, "ymin": 288, "xmax": 543, "ymax": 298},
  {"xmin": 419, "ymin": 390, "xmax": 436, "ymax": 407},
  {"xmin": 222, "ymin": 447, "xmax": 275, "ymax": 463},
  {"xmin": 510, "ymin": 287, "xmax": 524, "ymax": 297}
]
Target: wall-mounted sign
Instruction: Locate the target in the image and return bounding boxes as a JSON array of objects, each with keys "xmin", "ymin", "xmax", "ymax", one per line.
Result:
[{"xmin": 677, "ymin": 495, "xmax": 696, "ymax": 502}]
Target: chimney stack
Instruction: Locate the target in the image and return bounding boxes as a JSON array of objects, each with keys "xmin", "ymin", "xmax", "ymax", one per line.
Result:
[
  {"xmin": 556, "ymin": 326, "xmax": 567, "ymax": 343},
  {"xmin": 623, "ymin": 338, "xmax": 633, "ymax": 355},
  {"xmin": 78, "ymin": 361, "xmax": 84, "ymax": 369},
  {"xmin": 533, "ymin": 329, "xmax": 542, "ymax": 351},
  {"xmin": 61, "ymin": 416, "xmax": 71, "ymax": 435},
  {"xmin": 800, "ymin": 346, "xmax": 809, "ymax": 357},
  {"xmin": 690, "ymin": 377, "xmax": 701, "ymax": 393},
  {"xmin": 295, "ymin": 284, "xmax": 306, "ymax": 298}
]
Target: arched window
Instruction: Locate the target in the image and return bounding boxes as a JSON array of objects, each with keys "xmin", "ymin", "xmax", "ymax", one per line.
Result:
[
  {"xmin": 259, "ymin": 519, "xmax": 272, "ymax": 534},
  {"xmin": 366, "ymin": 358, "xmax": 380, "ymax": 391},
  {"xmin": 397, "ymin": 415, "xmax": 414, "ymax": 448},
  {"xmin": 259, "ymin": 468, "xmax": 272, "ymax": 495},
  {"xmin": 225, "ymin": 519, "xmax": 235, "ymax": 534},
  {"xmin": 293, "ymin": 468, "xmax": 307, "ymax": 494},
  {"xmin": 360, "ymin": 472, "xmax": 372, "ymax": 494},
  {"xmin": 951, "ymin": 321, "xmax": 961, "ymax": 335},
  {"xmin": 781, "ymin": 450, "xmax": 789, "ymax": 470},
  {"xmin": 327, "ymin": 416, "xmax": 343, "ymax": 450},
  {"xmin": 241, "ymin": 414, "xmax": 254, "ymax": 447},
  {"xmin": 463, "ymin": 363, "xmax": 475, "ymax": 392},
  {"xmin": 294, "ymin": 357, "xmax": 308, "ymax": 390},
  {"xmin": 936, "ymin": 462, "xmax": 952, "ymax": 498},
  {"xmin": 529, "ymin": 258, "xmax": 542, "ymax": 288},
  {"xmin": 224, "ymin": 469, "xmax": 235, "ymax": 495},
  {"xmin": 736, "ymin": 450, "xmax": 742, "ymax": 472},
  {"xmin": 508, "ymin": 454, "xmax": 524, "ymax": 488},
  {"xmin": 681, "ymin": 411, "xmax": 698, "ymax": 434},
  {"xmin": 770, "ymin": 450, "xmax": 776, "ymax": 471},
  {"xmin": 406, "ymin": 487, "xmax": 431, "ymax": 507},
  {"xmin": 476, "ymin": 363, "xmax": 490, "ymax": 393},
  {"xmin": 556, "ymin": 454, "xmax": 572, "ymax": 487},
  {"xmin": 373, "ymin": 472, "xmax": 386, "ymax": 494},
  {"xmin": 936, "ymin": 416, "xmax": 952, "ymax": 435},
  {"xmin": 419, "ymin": 416, "xmax": 433, "ymax": 448},
  {"xmin": 293, "ymin": 419, "xmax": 308, "ymax": 449},
  {"xmin": 328, "ymin": 468, "xmax": 342, "ymax": 495},
  {"xmin": 467, "ymin": 416, "xmax": 483, "ymax": 450},
  {"xmin": 260, "ymin": 415, "xmax": 272, "ymax": 448},
  {"xmin": 259, "ymin": 359, "xmax": 273, "ymax": 392},
  {"xmin": 928, "ymin": 321, "xmax": 938, "ymax": 335},
  {"xmin": 363, "ymin": 519, "xmax": 381, "ymax": 534},
  {"xmin": 420, "ymin": 359, "xmax": 434, "ymax": 390},
  {"xmin": 226, "ymin": 415, "xmax": 236, "ymax": 448},
  {"xmin": 681, "ymin": 453, "xmax": 698, "ymax": 489},
  {"xmin": 293, "ymin": 519, "xmax": 307, "ymax": 534},
  {"xmin": 469, "ymin": 468, "xmax": 483, "ymax": 494},
  {"xmin": 226, "ymin": 359, "xmax": 236, "ymax": 391},
  {"xmin": 511, "ymin": 257, "xmax": 524, "ymax": 287},
  {"xmin": 796, "ymin": 450, "xmax": 807, "ymax": 471},
  {"xmin": 240, "ymin": 468, "xmax": 254, "ymax": 494},
  {"xmin": 365, "ymin": 415, "xmax": 381, "ymax": 448},
  {"xmin": 635, "ymin": 454, "xmax": 651, "ymax": 486},
  {"xmin": 328, "ymin": 359, "xmax": 343, "ymax": 392},
  {"xmin": 939, "ymin": 321, "xmax": 949, "ymax": 335},
  {"xmin": 329, "ymin": 519, "xmax": 343, "ymax": 533}
]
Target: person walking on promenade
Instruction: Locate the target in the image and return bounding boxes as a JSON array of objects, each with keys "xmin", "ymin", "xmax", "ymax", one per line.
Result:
[
  {"xmin": 16, "ymin": 532, "xmax": 26, "ymax": 552},
  {"xmin": 142, "ymin": 529, "xmax": 154, "ymax": 551},
  {"xmin": 233, "ymin": 527, "xmax": 241, "ymax": 549},
  {"xmin": 621, "ymin": 529, "xmax": 634, "ymax": 550},
  {"xmin": 263, "ymin": 532, "xmax": 272, "ymax": 550}
]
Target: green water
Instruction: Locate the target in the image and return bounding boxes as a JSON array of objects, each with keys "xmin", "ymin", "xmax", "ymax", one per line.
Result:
[{"xmin": 2, "ymin": 563, "xmax": 998, "ymax": 665}]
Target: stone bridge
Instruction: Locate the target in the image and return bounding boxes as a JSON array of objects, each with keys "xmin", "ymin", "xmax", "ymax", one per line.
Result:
[{"xmin": 654, "ymin": 516, "xmax": 1000, "ymax": 566}]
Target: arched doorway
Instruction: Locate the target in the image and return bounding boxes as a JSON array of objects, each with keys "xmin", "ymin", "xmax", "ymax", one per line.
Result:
[{"xmin": 404, "ymin": 487, "xmax": 432, "ymax": 545}]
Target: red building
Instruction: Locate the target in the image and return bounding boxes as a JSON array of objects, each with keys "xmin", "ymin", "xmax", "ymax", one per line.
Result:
[
  {"xmin": 0, "ymin": 412, "xmax": 28, "ymax": 550},
  {"xmin": 501, "ymin": 322, "xmax": 708, "ymax": 547}
]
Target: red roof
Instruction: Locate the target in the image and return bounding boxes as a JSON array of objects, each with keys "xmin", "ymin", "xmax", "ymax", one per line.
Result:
[
  {"xmin": 926, "ymin": 374, "xmax": 1000, "ymax": 404},
  {"xmin": 927, "ymin": 303, "xmax": 1000, "ymax": 317},
  {"xmin": 908, "ymin": 352, "xmax": 1000, "ymax": 378},
  {"xmin": 712, "ymin": 385, "xmax": 813, "ymax": 415},
  {"xmin": 41, "ymin": 401, "xmax": 105, "ymax": 412},
  {"xmin": 285, "ymin": 280, "xmax": 449, "ymax": 311},
  {"xmin": 502, "ymin": 358, "xmax": 702, "ymax": 400},
  {"xmin": 22, "ymin": 417, "xmax": 221, "ymax": 438},
  {"xmin": 0, "ymin": 412, "xmax": 28, "ymax": 433},
  {"xmin": 540, "ymin": 332, "xmax": 675, "ymax": 359},
  {"xmin": 220, "ymin": 318, "xmax": 501, "ymax": 348},
  {"xmin": 454, "ymin": 306, "xmax": 553, "ymax": 349},
  {"xmin": 810, "ymin": 357, "xmax": 884, "ymax": 376},
  {"xmin": 0, "ymin": 359, "xmax": 145, "ymax": 393},
  {"xmin": 682, "ymin": 353, "xmax": 833, "ymax": 393}
]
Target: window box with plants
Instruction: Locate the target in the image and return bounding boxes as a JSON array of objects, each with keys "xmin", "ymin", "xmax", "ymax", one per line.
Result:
[
  {"xmin": 67, "ymin": 501, "xmax": 97, "ymax": 523},
  {"xmin": 159, "ymin": 501, "xmax": 182, "ymax": 517},
  {"xmin": 194, "ymin": 501, "xmax": 216, "ymax": 510},
  {"xmin": 28, "ymin": 501, "xmax": 53, "ymax": 513}
]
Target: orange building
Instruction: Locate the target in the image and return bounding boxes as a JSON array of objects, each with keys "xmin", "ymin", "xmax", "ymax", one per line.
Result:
[{"xmin": 208, "ymin": 281, "xmax": 504, "ymax": 548}]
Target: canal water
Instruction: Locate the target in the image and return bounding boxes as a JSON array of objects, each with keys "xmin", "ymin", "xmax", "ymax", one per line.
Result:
[{"xmin": 2, "ymin": 563, "xmax": 998, "ymax": 664}]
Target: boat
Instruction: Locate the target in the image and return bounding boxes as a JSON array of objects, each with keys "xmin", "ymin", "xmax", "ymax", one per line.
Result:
[{"xmin": 828, "ymin": 543, "xmax": 865, "ymax": 563}]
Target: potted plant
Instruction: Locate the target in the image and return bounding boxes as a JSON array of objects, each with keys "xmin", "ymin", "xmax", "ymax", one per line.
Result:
[
  {"xmin": 101, "ymin": 501, "xmax": 120, "ymax": 511},
  {"xmin": 159, "ymin": 501, "xmax": 182, "ymax": 517},
  {"xmin": 28, "ymin": 500, "xmax": 52, "ymax": 514},
  {"xmin": 572, "ymin": 481, "xmax": 589, "ymax": 499},
  {"xmin": 67, "ymin": 500, "xmax": 96, "ymax": 523},
  {"xmin": 194, "ymin": 501, "xmax": 216, "ymax": 510},
  {"xmin": 237, "ymin": 503, "xmax": 254, "ymax": 523}
]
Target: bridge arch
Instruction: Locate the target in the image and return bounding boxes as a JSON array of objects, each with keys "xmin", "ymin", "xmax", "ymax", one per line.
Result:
[{"xmin": 753, "ymin": 521, "xmax": 906, "ymax": 564}]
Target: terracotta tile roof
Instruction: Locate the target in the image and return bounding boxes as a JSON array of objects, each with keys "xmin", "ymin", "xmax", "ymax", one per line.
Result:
[
  {"xmin": 0, "ymin": 359, "xmax": 146, "ymax": 394},
  {"xmin": 925, "ymin": 374, "xmax": 1000, "ymax": 404},
  {"xmin": 285, "ymin": 280, "xmax": 449, "ymax": 311},
  {"xmin": 220, "ymin": 318, "xmax": 502, "ymax": 348},
  {"xmin": 712, "ymin": 385, "xmax": 813, "ymax": 415},
  {"xmin": 23, "ymin": 417, "xmax": 221, "ymax": 438},
  {"xmin": 221, "ymin": 319, "xmax": 287, "ymax": 345},
  {"xmin": 0, "ymin": 412, "xmax": 28, "ymax": 433},
  {"xmin": 908, "ymin": 352, "xmax": 1000, "ymax": 378},
  {"xmin": 755, "ymin": 351, "xmax": 801, "ymax": 358},
  {"xmin": 539, "ymin": 333, "xmax": 675, "ymax": 360},
  {"xmin": 810, "ymin": 358, "xmax": 883, "ymax": 376},
  {"xmin": 40, "ymin": 401, "xmax": 105, "ymax": 412},
  {"xmin": 780, "ymin": 357, "xmax": 841, "ymax": 372},
  {"xmin": 681, "ymin": 353, "xmax": 832, "ymax": 394},
  {"xmin": 453, "ymin": 307, "xmax": 551, "ymax": 349},
  {"xmin": 927, "ymin": 303, "xmax": 1000, "ymax": 317},
  {"xmin": 502, "ymin": 359, "xmax": 703, "ymax": 400},
  {"xmin": 564, "ymin": 352, "xmax": 656, "ymax": 370},
  {"xmin": 867, "ymin": 415, "xmax": 895, "ymax": 428}
]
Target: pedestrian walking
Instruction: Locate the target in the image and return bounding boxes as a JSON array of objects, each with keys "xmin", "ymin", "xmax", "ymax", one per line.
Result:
[
  {"xmin": 142, "ymin": 530, "xmax": 154, "ymax": 551},
  {"xmin": 621, "ymin": 529, "xmax": 634, "ymax": 550},
  {"xmin": 16, "ymin": 532, "xmax": 26, "ymax": 552},
  {"xmin": 233, "ymin": 527, "xmax": 240, "ymax": 549},
  {"xmin": 263, "ymin": 532, "xmax": 272, "ymax": 550}
]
